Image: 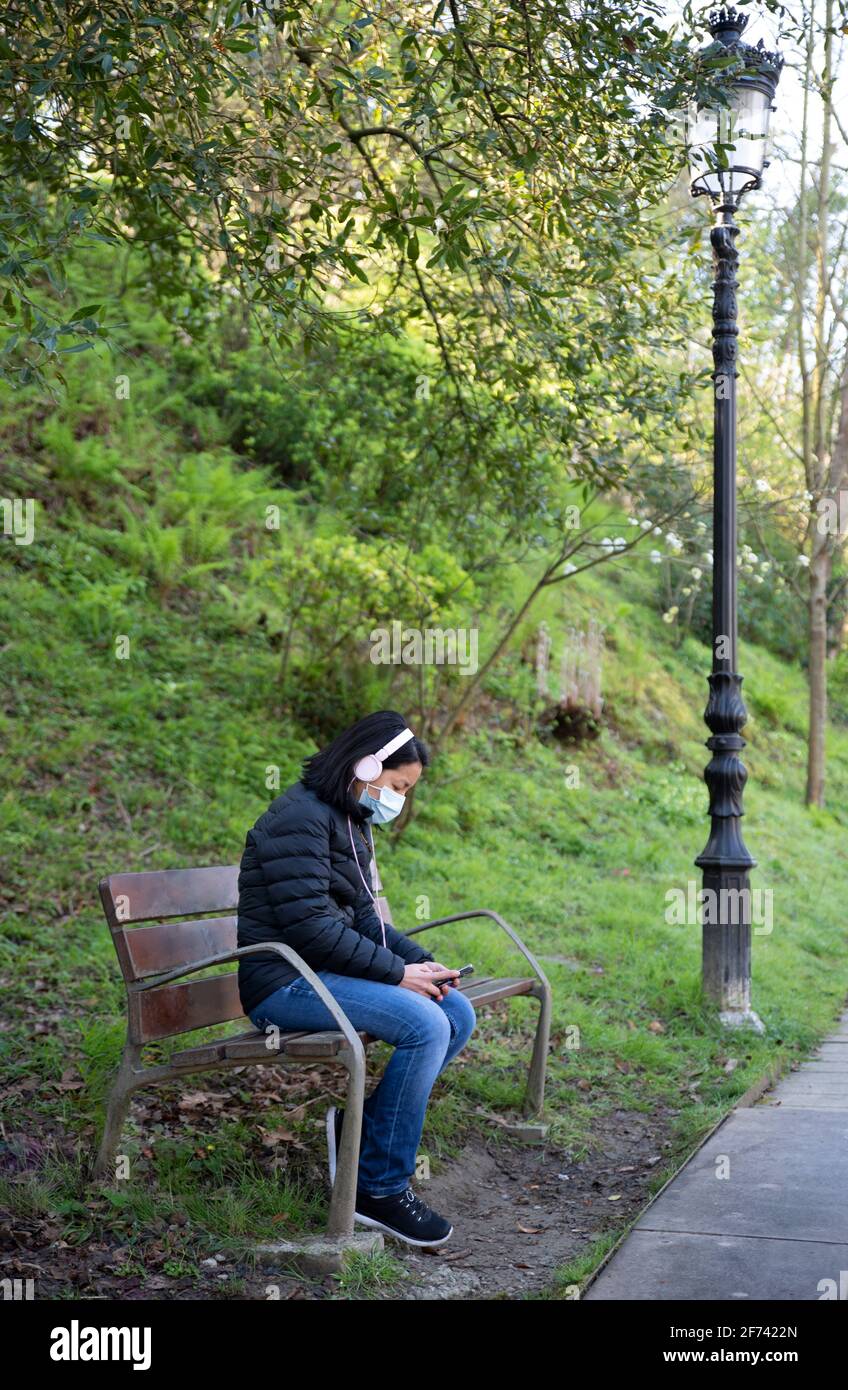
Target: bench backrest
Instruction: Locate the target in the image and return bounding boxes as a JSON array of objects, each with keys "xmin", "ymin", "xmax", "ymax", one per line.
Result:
[{"xmin": 99, "ymin": 865, "xmax": 395, "ymax": 1045}]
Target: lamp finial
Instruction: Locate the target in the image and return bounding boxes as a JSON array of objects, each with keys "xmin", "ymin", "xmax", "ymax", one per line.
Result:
[{"xmin": 708, "ymin": 7, "xmax": 749, "ymax": 42}]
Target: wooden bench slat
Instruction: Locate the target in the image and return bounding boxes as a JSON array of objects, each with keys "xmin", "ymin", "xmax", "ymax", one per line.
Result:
[
  {"xmin": 463, "ymin": 977, "xmax": 534, "ymax": 1005},
  {"xmin": 119, "ymin": 917, "xmax": 238, "ymax": 981},
  {"xmin": 170, "ymin": 1041, "xmax": 230, "ymax": 1067},
  {"xmin": 132, "ymin": 974, "xmax": 245, "ymax": 1043},
  {"xmin": 223, "ymin": 1029, "xmax": 317, "ymax": 1060},
  {"xmin": 283, "ymin": 1029, "xmax": 374, "ymax": 1057},
  {"xmin": 100, "ymin": 866, "xmax": 239, "ymax": 927},
  {"xmin": 172, "ymin": 1027, "xmax": 381, "ymax": 1066},
  {"xmin": 171, "ymin": 1027, "xmax": 310, "ymax": 1067}
]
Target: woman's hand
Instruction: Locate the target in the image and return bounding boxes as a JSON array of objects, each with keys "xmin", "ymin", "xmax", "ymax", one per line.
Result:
[{"xmin": 400, "ymin": 962, "xmax": 460, "ymax": 1000}]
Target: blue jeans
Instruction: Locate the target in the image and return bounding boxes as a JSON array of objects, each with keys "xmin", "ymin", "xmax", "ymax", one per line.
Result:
[{"xmin": 248, "ymin": 970, "xmax": 477, "ymax": 1197}]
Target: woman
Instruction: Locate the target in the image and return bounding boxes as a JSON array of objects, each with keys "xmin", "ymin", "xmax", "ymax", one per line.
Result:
[{"xmin": 236, "ymin": 709, "xmax": 476, "ymax": 1248}]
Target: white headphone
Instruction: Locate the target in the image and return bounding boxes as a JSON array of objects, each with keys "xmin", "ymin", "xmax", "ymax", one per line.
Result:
[{"xmin": 353, "ymin": 726, "xmax": 415, "ymax": 784}]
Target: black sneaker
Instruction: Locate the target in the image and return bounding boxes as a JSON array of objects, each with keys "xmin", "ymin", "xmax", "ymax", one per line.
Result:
[{"xmin": 354, "ymin": 1184, "xmax": 453, "ymax": 1248}]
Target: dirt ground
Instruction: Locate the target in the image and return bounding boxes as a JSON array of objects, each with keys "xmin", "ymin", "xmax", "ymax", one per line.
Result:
[
  {"xmin": 375, "ymin": 1109, "xmax": 670, "ymax": 1300},
  {"xmin": 1, "ymin": 1063, "xmax": 676, "ymax": 1301}
]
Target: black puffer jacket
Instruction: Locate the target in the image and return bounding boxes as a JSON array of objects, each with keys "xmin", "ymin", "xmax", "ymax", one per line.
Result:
[{"xmin": 236, "ymin": 779, "xmax": 435, "ymax": 1016}]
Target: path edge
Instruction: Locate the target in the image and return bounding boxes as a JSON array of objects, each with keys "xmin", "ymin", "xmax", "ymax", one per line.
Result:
[{"xmin": 576, "ymin": 1055, "xmax": 788, "ymax": 1299}]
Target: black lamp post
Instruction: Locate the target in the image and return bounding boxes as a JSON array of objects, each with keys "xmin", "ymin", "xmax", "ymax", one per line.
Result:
[{"xmin": 685, "ymin": 7, "xmax": 783, "ymax": 1029}]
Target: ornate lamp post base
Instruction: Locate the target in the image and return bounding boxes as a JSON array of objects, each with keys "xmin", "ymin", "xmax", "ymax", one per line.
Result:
[
  {"xmin": 719, "ymin": 1008, "xmax": 765, "ymax": 1034},
  {"xmin": 695, "ymin": 663, "xmax": 760, "ymax": 1029}
]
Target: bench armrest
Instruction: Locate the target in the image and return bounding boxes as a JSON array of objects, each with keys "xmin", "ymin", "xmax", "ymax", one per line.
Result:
[
  {"xmin": 401, "ymin": 910, "xmax": 551, "ymax": 996},
  {"xmin": 131, "ymin": 943, "xmax": 365, "ymax": 1061}
]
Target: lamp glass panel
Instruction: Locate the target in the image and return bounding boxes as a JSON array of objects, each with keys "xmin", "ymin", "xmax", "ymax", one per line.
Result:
[{"xmin": 687, "ymin": 84, "xmax": 772, "ymax": 198}]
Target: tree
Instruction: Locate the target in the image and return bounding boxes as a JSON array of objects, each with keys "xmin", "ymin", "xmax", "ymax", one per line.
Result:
[
  {"xmin": 746, "ymin": 0, "xmax": 848, "ymax": 805},
  {"xmin": 1, "ymin": 1, "xmax": 698, "ymax": 496}
]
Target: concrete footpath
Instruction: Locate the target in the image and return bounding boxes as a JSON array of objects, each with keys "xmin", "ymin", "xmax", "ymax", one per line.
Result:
[{"xmin": 583, "ymin": 1009, "xmax": 848, "ymax": 1301}]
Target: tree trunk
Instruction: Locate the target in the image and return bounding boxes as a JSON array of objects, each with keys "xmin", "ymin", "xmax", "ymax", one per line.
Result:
[{"xmin": 806, "ymin": 539, "xmax": 830, "ymax": 805}]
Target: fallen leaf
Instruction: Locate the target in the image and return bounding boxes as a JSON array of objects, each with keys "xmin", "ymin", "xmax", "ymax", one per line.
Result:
[
  {"xmin": 260, "ymin": 1128, "xmax": 308, "ymax": 1149},
  {"xmin": 178, "ymin": 1091, "xmax": 219, "ymax": 1110}
]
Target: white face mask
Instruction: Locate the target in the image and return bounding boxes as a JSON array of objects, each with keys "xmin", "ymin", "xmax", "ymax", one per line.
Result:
[{"xmin": 359, "ymin": 781, "xmax": 405, "ymax": 824}]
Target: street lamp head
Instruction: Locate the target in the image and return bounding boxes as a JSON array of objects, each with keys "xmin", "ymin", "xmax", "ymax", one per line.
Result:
[{"xmin": 686, "ymin": 5, "xmax": 784, "ymax": 210}]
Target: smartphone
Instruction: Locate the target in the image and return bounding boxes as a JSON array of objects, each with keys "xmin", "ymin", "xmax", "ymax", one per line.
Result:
[{"xmin": 432, "ymin": 964, "xmax": 474, "ymax": 984}]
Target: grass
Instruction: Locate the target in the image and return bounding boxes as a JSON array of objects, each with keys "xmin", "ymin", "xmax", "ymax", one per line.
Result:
[{"xmin": 2, "ymin": 308, "xmax": 848, "ymax": 1299}]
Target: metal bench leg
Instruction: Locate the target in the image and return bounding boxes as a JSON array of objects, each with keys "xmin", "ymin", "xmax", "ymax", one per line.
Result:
[
  {"xmin": 91, "ymin": 1042, "xmax": 143, "ymax": 1181},
  {"xmin": 523, "ymin": 982, "xmax": 552, "ymax": 1119},
  {"xmin": 326, "ymin": 1039, "xmax": 367, "ymax": 1238}
]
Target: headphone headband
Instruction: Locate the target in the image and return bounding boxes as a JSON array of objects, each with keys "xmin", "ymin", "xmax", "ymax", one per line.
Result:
[{"xmin": 375, "ymin": 727, "xmax": 415, "ymax": 762}]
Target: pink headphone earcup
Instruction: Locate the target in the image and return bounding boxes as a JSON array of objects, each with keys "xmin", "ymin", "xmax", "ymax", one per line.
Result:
[{"xmin": 354, "ymin": 754, "xmax": 381, "ymax": 782}]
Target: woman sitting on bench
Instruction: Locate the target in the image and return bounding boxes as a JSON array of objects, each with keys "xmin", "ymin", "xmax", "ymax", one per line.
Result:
[{"xmin": 236, "ymin": 709, "xmax": 476, "ymax": 1248}]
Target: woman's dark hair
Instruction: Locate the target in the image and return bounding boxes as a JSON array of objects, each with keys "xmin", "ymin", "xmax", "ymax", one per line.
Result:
[{"xmin": 300, "ymin": 709, "xmax": 430, "ymax": 819}]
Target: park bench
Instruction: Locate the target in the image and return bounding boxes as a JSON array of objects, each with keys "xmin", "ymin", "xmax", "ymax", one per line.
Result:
[{"xmin": 93, "ymin": 863, "xmax": 552, "ymax": 1243}]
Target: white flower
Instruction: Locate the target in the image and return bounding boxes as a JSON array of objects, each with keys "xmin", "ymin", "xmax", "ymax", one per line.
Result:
[
  {"xmin": 666, "ymin": 532, "xmax": 683, "ymax": 551},
  {"xmin": 681, "ymin": 586, "xmax": 692, "ymax": 596},
  {"xmin": 690, "ymin": 567, "xmax": 702, "ymax": 580},
  {"xmin": 640, "ymin": 519, "xmax": 652, "ymax": 530},
  {"xmin": 653, "ymin": 526, "xmax": 662, "ymax": 535},
  {"xmin": 755, "ymin": 479, "xmax": 770, "ymax": 493},
  {"xmin": 803, "ymin": 491, "xmax": 814, "ymax": 503},
  {"xmin": 650, "ymin": 549, "xmax": 663, "ymax": 564},
  {"xmin": 601, "ymin": 537, "xmax": 614, "ymax": 550},
  {"xmin": 695, "ymin": 521, "xmax": 707, "ymax": 534},
  {"xmin": 703, "ymin": 551, "xmax": 713, "ymax": 566},
  {"xmin": 563, "ymin": 562, "xmax": 577, "ymax": 575},
  {"xmin": 613, "ymin": 536, "xmax": 627, "ymax": 549},
  {"xmin": 629, "ymin": 517, "xmax": 640, "ymax": 526},
  {"xmin": 797, "ymin": 554, "xmax": 810, "ymax": 567},
  {"xmin": 760, "ymin": 561, "xmax": 770, "ymax": 573},
  {"xmin": 662, "ymin": 607, "xmax": 678, "ymax": 623},
  {"xmin": 754, "ymin": 574, "xmax": 764, "ymax": 584}
]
